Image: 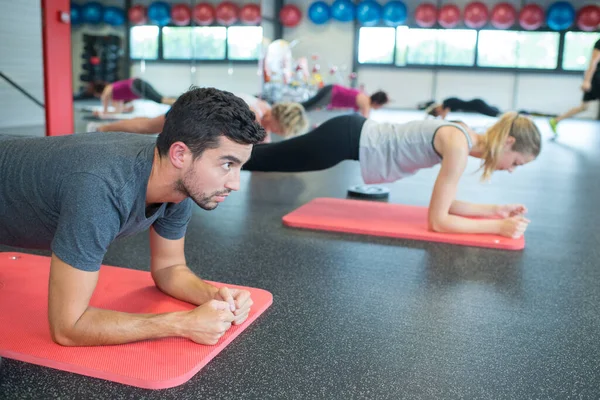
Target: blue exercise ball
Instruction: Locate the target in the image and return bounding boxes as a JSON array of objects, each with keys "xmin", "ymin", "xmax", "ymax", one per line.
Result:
[
  {"xmin": 382, "ymin": 1, "xmax": 407, "ymax": 26},
  {"xmin": 546, "ymin": 1, "xmax": 575, "ymax": 31},
  {"xmin": 81, "ymin": 2, "xmax": 104, "ymax": 24},
  {"xmin": 148, "ymin": 1, "xmax": 171, "ymax": 26},
  {"xmin": 357, "ymin": 0, "xmax": 382, "ymax": 26},
  {"xmin": 103, "ymin": 6, "xmax": 125, "ymax": 27},
  {"xmin": 308, "ymin": 1, "xmax": 331, "ymax": 25},
  {"xmin": 331, "ymin": 0, "xmax": 355, "ymax": 23},
  {"xmin": 71, "ymin": 3, "xmax": 82, "ymax": 26}
]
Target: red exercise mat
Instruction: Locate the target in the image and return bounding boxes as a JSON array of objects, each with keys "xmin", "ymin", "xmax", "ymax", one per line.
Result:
[
  {"xmin": 282, "ymin": 198, "xmax": 524, "ymax": 250},
  {"xmin": 0, "ymin": 252, "xmax": 272, "ymax": 389}
]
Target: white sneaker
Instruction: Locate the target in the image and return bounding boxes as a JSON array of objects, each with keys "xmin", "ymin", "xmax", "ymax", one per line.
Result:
[{"xmin": 86, "ymin": 122, "xmax": 103, "ymax": 132}]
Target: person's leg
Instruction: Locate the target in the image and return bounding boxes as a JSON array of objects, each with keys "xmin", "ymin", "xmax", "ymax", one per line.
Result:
[
  {"xmin": 300, "ymin": 85, "xmax": 334, "ymax": 111},
  {"xmin": 243, "ymin": 114, "xmax": 365, "ymax": 172},
  {"xmin": 469, "ymin": 99, "xmax": 500, "ymax": 117},
  {"xmin": 131, "ymin": 78, "xmax": 170, "ymax": 104}
]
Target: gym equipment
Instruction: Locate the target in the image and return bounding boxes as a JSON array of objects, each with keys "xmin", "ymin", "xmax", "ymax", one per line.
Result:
[
  {"xmin": 148, "ymin": 1, "xmax": 171, "ymax": 26},
  {"xmin": 347, "ymin": 185, "xmax": 390, "ymax": 200},
  {"xmin": 331, "ymin": 0, "xmax": 355, "ymax": 23},
  {"xmin": 308, "ymin": 1, "xmax": 331, "ymax": 25},
  {"xmin": 464, "ymin": 1, "xmax": 489, "ymax": 29},
  {"xmin": 356, "ymin": 0, "xmax": 382, "ymax": 26},
  {"xmin": 519, "ymin": 4, "xmax": 545, "ymax": 30},
  {"xmin": 193, "ymin": 3, "xmax": 215, "ymax": 25},
  {"xmin": 414, "ymin": 3, "xmax": 437, "ymax": 28},
  {"xmin": 490, "ymin": 2, "xmax": 517, "ymax": 29},
  {"xmin": 171, "ymin": 4, "xmax": 191, "ymax": 26},
  {"xmin": 215, "ymin": 2, "xmax": 239, "ymax": 26},
  {"xmin": 576, "ymin": 5, "xmax": 600, "ymax": 31},
  {"xmin": 282, "ymin": 198, "xmax": 525, "ymax": 250},
  {"xmin": 438, "ymin": 4, "xmax": 461, "ymax": 28},
  {"xmin": 0, "ymin": 252, "xmax": 273, "ymax": 389},
  {"xmin": 240, "ymin": 4, "xmax": 261, "ymax": 25},
  {"xmin": 81, "ymin": 2, "xmax": 103, "ymax": 24},
  {"xmin": 128, "ymin": 4, "xmax": 147, "ymax": 25},
  {"xmin": 382, "ymin": 1, "xmax": 407, "ymax": 26},
  {"xmin": 546, "ymin": 1, "xmax": 575, "ymax": 31}
]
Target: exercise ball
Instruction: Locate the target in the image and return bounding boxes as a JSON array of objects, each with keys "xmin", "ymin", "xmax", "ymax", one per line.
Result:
[
  {"xmin": 490, "ymin": 2, "xmax": 517, "ymax": 29},
  {"xmin": 280, "ymin": 5, "xmax": 302, "ymax": 27},
  {"xmin": 171, "ymin": 4, "xmax": 191, "ymax": 26},
  {"xmin": 576, "ymin": 5, "xmax": 600, "ymax": 31},
  {"xmin": 519, "ymin": 4, "xmax": 544, "ymax": 30},
  {"xmin": 148, "ymin": 1, "xmax": 171, "ymax": 26},
  {"xmin": 331, "ymin": 0, "xmax": 355, "ymax": 23},
  {"xmin": 71, "ymin": 3, "xmax": 82, "ymax": 26},
  {"xmin": 382, "ymin": 1, "xmax": 407, "ymax": 26},
  {"xmin": 103, "ymin": 6, "xmax": 125, "ymax": 27},
  {"xmin": 356, "ymin": 0, "xmax": 382, "ymax": 26},
  {"xmin": 193, "ymin": 3, "xmax": 215, "ymax": 25},
  {"xmin": 128, "ymin": 5, "xmax": 147, "ymax": 25},
  {"xmin": 240, "ymin": 4, "xmax": 261, "ymax": 25},
  {"xmin": 415, "ymin": 3, "xmax": 437, "ymax": 28},
  {"xmin": 82, "ymin": 2, "xmax": 104, "ymax": 24},
  {"xmin": 438, "ymin": 4, "xmax": 461, "ymax": 29},
  {"xmin": 216, "ymin": 2, "xmax": 239, "ymax": 26},
  {"xmin": 464, "ymin": 1, "xmax": 488, "ymax": 29},
  {"xmin": 308, "ymin": 2, "xmax": 331, "ymax": 25},
  {"xmin": 546, "ymin": 1, "xmax": 575, "ymax": 30}
]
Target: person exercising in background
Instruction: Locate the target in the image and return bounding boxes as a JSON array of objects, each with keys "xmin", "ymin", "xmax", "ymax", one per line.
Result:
[
  {"xmin": 424, "ymin": 98, "xmax": 501, "ymax": 119},
  {"xmin": 549, "ymin": 38, "xmax": 600, "ymax": 137},
  {"xmin": 92, "ymin": 77, "xmax": 178, "ymax": 116},
  {"xmin": 300, "ymin": 84, "xmax": 389, "ymax": 118},
  {"xmin": 87, "ymin": 94, "xmax": 308, "ymax": 144}
]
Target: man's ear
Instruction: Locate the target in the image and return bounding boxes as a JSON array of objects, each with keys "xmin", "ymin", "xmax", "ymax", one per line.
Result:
[{"xmin": 169, "ymin": 141, "xmax": 190, "ymax": 169}]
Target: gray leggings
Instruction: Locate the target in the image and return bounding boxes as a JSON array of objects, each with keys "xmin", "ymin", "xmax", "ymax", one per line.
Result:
[
  {"xmin": 131, "ymin": 78, "xmax": 164, "ymax": 103},
  {"xmin": 300, "ymin": 85, "xmax": 334, "ymax": 111}
]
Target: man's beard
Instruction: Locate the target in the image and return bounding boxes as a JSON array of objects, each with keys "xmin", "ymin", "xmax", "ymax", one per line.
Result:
[{"xmin": 175, "ymin": 177, "xmax": 230, "ymax": 211}]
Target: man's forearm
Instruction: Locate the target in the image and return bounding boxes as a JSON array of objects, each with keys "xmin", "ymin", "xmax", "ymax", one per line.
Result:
[
  {"xmin": 53, "ymin": 308, "xmax": 186, "ymax": 346},
  {"xmin": 449, "ymin": 200, "xmax": 497, "ymax": 218},
  {"xmin": 99, "ymin": 118, "xmax": 158, "ymax": 134},
  {"xmin": 152, "ymin": 264, "xmax": 218, "ymax": 306},
  {"xmin": 430, "ymin": 214, "xmax": 501, "ymax": 235}
]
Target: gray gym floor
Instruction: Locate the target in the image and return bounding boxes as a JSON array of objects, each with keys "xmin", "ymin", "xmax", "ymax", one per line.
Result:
[{"xmin": 1, "ymin": 109, "xmax": 599, "ymax": 399}]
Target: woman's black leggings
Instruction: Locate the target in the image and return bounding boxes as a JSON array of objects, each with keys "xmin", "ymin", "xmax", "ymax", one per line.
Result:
[
  {"xmin": 444, "ymin": 98, "xmax": 501, "ymax": 117},
  {"xmin": 243, "ymin": 114, "xmax": 366, "ymax": 172},
  {"xmin": 131, "ymin": 78, "xmax": 164, "ymax": 103},
  {"xmin": 300, "ymin": 84, "xmax": 334, "ymax": 111}
]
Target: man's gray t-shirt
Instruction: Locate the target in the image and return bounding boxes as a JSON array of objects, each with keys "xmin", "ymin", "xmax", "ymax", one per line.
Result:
[{"xmin": 0, "ymin": 132, "xmax": 192, "ymax": 271}]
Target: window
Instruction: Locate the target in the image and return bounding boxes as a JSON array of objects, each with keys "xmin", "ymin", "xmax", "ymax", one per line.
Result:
[
  {"xmin": 405, "ymin": 29, "xmax": 438, "ymax": 65},
  {"xmin": 130, "ymin": 26, "xmax": 159, "ymax": 60},
  {"xmin": 477, "ymin": 30, "xmax": 519, "ymax": 67},
  {"xmin": 516, "ymin": 32, "xmax": 559, "ymax": 69},
  {"xmin": 477, "ymin": 30, "xmax": 559, "ymax": 69},
  {"xmin": 563, "ymin": 32, "xmax": 599, "ymax": 71},
  {"xmin": 131, "ymin": 26, "xmax": 262, "ymax": 61},
  {"xmin": 436, "ymin": 29, "xmax": 477, "ymax": 66},
  {"xmin": 358, "ymin": 27, "xmax": 396, "ymax": 64},
  {"xmin": 227, "ymin": 26, "xmax": 263, "ymax": 60}
]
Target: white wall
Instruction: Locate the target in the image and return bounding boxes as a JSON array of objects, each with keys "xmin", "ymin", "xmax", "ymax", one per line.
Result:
[
  {"xmin": 130, "ymin": 62, "xmax": 261, "ymax": 96},
  {"xmin": 281, "ymin": 0, "xmax": 599, "ymax": 118},
  {"xmin": 0, "ymin": 1, "xmax": 45, "ymax": 129}
]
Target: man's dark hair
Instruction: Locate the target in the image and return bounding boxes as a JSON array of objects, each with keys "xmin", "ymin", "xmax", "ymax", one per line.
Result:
[
  {"xmin": 157, "ymin": 87, "xmax": 266, "ymax": 158},
  {"xmin": 370, "ymin": 91, "xmax": 389, "ymax": 106}
]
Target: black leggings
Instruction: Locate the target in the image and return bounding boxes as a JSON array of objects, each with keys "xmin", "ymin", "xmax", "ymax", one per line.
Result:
[
  {"xmin": 243, "ymin": 114, "xmax": 365, "ymax": 172},
  {"xmin": 131, "ymin": 78, "xmax": 164, "ymax": 103},
  {"xmin": 300, "ymin": 84, "xmax": 334, "ymax": 111},
  {"xmin": 443, "ymin": 98, "xmax": 501, "ymax": 117}
]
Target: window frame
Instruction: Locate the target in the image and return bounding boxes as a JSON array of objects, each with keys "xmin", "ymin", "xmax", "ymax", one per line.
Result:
[
  {"xmin": 355, "ymin": 24, "xmax": 595, "ymax": 75},
  {"xmin": 129, "ymin": 23, "xmax": 262, "ymax": 64}
]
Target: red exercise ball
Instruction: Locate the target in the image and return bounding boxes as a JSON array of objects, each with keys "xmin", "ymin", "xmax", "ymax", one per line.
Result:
[
  {"xmin": 438, "ymin": 4, "xmax": 461, "ymax": 29},
  {"xmin": 171, "ymin": 4, "xmax": 191, "ymax": 26},
  {"xmin": 464, "ymin": 1, "xmax": 489, "ymax": 29},
  {"xmin": 193, "ymin": 3, "xmax": 215, "ymax": 25},
  {"xmin": 576, "ymin": 5, "xmax": 600, "ymax": 32},
  {"xmin": 240, "ymin": 4, "xmax": 261, "ymax": 25},
  {"xmin": 415, "ymin": 3, "xmax": 437, "ymax": 28},
  {"xmin": 519, "ymin": 4, "xmax": 544, "ymax": 30},
  {"xmin": 128, "ymin": 4, "xmax": 147, "ymax": 25},
  {"xmin": 279, "ymin": 4, "xmax": 302, "ymax": 27},
  {"xmin": 216, "ymin": 2, "xmax": 239, "ymax": 26},
  {"xmin": 490, "ymin": 2, "xmax": 517, "ymax": 29},
  {"xmin": 90, "ymin": 56, "xmax": 100, "ymax": 65}
]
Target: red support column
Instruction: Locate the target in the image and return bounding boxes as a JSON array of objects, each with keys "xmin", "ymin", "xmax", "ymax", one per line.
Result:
[{"xmin": 41, "ymin": 0, "xmax": 74, "ymax": 136}]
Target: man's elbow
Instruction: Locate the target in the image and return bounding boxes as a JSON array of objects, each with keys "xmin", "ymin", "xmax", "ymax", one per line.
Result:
[
  {"xmin": 49, "ymin": 323, "xmax": 79, "ymax": 346},
  {"xmin": 428, "ymin": 215, "xmax": 449, "ymax": 233}
]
